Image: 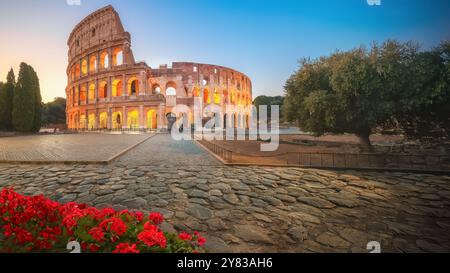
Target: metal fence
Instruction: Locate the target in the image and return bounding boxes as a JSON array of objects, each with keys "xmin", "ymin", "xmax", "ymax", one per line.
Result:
[{"xmin": 199, "ymin": 140, "xmax": 450, "ymax": 172}]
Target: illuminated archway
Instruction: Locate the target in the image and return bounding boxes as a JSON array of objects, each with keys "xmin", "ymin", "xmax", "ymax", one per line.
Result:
[
  {"xmin": 80, "ymin": 114, "xmax": 86, "ymax": 129},
  {"xmin": 112, "ymin": 48, "xmax": 123, "ymax": 66},
  {"xmin": 89, "ymin": 56, "xmax": 97, "ymax": 73},
  {"xmin": 127, "ymin": 77, "xmax": 139, "ymax": 96},
  {"xmin": 100, "ymin": 52, "xmax": 109, "ymax": 69},
  {"xmin": 127, "ymin": 110, "xmax": 139, "ymax": 129},
  {"xmin": 213, "ymin": 89, "xmax": 220, "ymax": 104},
  {"xmin": 203, "ymin": 88, "xmax": 210, "ymax": 104},
  {"xmin": 81, "ymin": 59, "xmax": 88, "ymax": 75},
  {"xmin": 112, "ymin": 79, "xmax": 122, "ymax": 97},
  {"xmin": 74, "ymin": 87, "xmax": 79, "ymax": 104},
  {"xmin": 75, "ymin": 63, "xmax": 80, "ymax": 78},
  {"xmin": 88, "ymin": 83, "xmax": 95, "ymax": 102},
  {"xmin": 99, "ymin": 81, "xmax": 107, "ymax": 99},
  {"xmin": 88, "ymin": 114, "xmax": 96, "ymax": 130},
  {"xmin": 80, "ymin": 85, "xmax": 87, "ymax": 102},
  {"xmin": 99, "ymin": 112, "xmax": 108, "ymax": 129},
  {"xmin": 146, "ymin": 110, "xmax": 157, "ymax": 129},
  {"xmin": 192, "ymin": 87, "xmax": 200, "ymax": 97},
  {"xmin": 112, "ymin": 111, "xmax": 122, "ymax": 129}
]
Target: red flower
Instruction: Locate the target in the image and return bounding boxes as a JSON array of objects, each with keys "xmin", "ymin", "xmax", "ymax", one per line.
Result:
[
  {"xmin": 113, "ymin": 243, "xmax": 140, "ymax": 254},
  {"xmin": 89, "ymin": 243, "xmax": 100, "ymax": 252},
  {"xmin": 178, "ymin": 232, "xmax": 192, "ymax": 241},
  {"xmin": 134, "ymin": 211, "xmax": 144, "ymax": 222},
  {"xmin": 99, "ymin": 218, "xmax": 127, "ymax": 236},
  {"xmin": 88, "ymin": 227, "xmax": 105, "ymax": 242},
  {"xmin": 148, "ymin": 212, "xmax": 164, "ymax": 225},
  {"xmin": 137, "ymin": 225, "xmax": 167, "ymax": 249},
  {"xmin": 197, "ymin": 236, "xmax": 206, "ymax": 247}
]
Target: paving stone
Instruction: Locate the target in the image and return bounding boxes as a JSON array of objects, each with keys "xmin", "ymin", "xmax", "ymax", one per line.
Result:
[{"xmin": 186, "ymin": 204, "xmax": 213, "ymax": 220}]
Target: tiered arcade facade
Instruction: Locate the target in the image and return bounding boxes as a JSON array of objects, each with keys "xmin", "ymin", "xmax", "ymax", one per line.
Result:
[{"xmin": 66, "ymin": 6, "xmax": 252, "ymax": 131}]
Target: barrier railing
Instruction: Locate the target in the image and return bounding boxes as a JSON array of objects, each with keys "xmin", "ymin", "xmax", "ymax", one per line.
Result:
[{"xmin": 199, "ymin": 140, "xmax": 449, "ymax": 172}]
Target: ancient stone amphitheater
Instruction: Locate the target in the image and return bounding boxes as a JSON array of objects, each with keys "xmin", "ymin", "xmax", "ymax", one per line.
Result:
[{"xmin": 66, "ymin": 5, "xmax": 253, "ymax": 131}]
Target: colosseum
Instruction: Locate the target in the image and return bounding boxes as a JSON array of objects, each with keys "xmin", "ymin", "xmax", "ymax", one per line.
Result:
[{"xmin": 66, "ymin": 5, "xmax": 253, "ymax": 131}]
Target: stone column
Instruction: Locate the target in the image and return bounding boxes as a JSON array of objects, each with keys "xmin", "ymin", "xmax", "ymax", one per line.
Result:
[
  {"xmin": 158, "ymin": 104, "xmax": 164, "ymax": 129},
  {"xmin": 85, "ymin": 82, "xmax": 89, "ymax": 104},
  {"xmin": 95, "ymin": 78, "xmax": 99, "ymax": 103},
  {"xmin": 95, "ymin": 109, "xmax": 99, "ymax": 130},
  {"xmin": 85, "ymin": 110, "xmax": 88, "ymax": 129},
  {"xmin": 122, "ymin": 74, "xmax": 127, "ymax": 97},
  {"xmin": 107, "ymin": 107, "xmax": 112, "ymax": 130},
  {"xmin": 108, "ymin": 77, "xmax": 112, "ymax": 101},
  {"xmin": 139, "ymin": 71, "xmax": 146, "ymax": 95},
  {"xmin": 139, "ymin": 105, "xmax": 144, "ymax": 129},
  {"xmin": 87, "ymin": 55, "xmax": 90, "ymax": 76},
  {"xmin": 108, "ymin": 48, "xmax": 113, "ymax": 69},
  {"xmin": 122, "ymin": 106, "xmax": 127, "ymax": 129}
]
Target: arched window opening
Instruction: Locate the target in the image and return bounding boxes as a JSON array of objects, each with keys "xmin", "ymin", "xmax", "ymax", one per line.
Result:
[
  {"xmin": 214, "ymin": 89, "xmax": 220, "ymax": 104},
  {"xmin": 75, "ymin": 64, "xmax": 81, "ymax": 78},
  {"xmin": 147, "ymin": 110, "xmax": 157, "ymax": 129},
  {"xmin": 152, "ymin": 84, "xmax": 161, "ymax": 94},
  {"xmin": 81, "ymin": 59, "xmax": 88, "ymax": 75},
  {"xmin": 128, "ymin": 77, "xmax": 139, "ymax": 96},
  {"xmin": 88, "ymin": 84, "xmax": 95, "ymax": 102},
  {"xmin": 203, "ymin": 88, "xmax": 210, "ymax": 104},
  {"xmin": 192, "ymin": 87, "xmax": 200, "ymax": 97},
  {"xmin": 127, "ymin": 110, "xmax": 139, "ymax": 129},
  {"xmin": 80, "ymin": 114, "xmax": 86, "ymax": 129},
  {"xmin": 165, "ymin": 82, "xmax": 177, "ymax": 96},
  {"xmin": 112, "ymin": 48, "xmax": 123, "ymax": 66},
  {"xmin": 100, "ymin": 52, "xmax": 109, "ymax": 69},
  {"xmin": 99, "ymin": 81, "xmax": 108, "ymax": 99},
  {"xmin": 89, "ymin": 56, "xmax": 97, "ymax": 73},
  {"xmin": 88, "ymin": 114, "xmax": 95, "ymax": 130},
  {"xmin": 112, "ymin": 79, "xmax": 122, "ymax": 97},
  {"xmin": 80, "ymin": 86, "xmax": 87, "ymax": 102},
  {"xmin": 99, "ymin": 112, "xmax": 108, "ymax": 129},
  {"xmin": 112, "ymin": 112, "xmax": 122, "ymax": 129}
]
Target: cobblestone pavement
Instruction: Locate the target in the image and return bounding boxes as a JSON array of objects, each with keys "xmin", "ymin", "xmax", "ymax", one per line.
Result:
[
  {"xmin": 1, "ymin": 162, "xmax": 449, "ymax": 253},
  {"xmin": 115, "ymin": 134, "xmax": 220, "ymax": 167},
  {"xmin": 0, "ymin": 134, "xmax": 151, "ymax": 162}
]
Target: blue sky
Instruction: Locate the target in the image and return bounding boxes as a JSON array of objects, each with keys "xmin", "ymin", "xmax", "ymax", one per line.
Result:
[{"xmin": 0, "ymin": 0, "xmax": 449, "ymax": 102}]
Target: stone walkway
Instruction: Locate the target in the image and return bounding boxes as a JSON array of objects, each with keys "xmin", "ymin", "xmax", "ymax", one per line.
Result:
[
  {"xmin": 0, "ymin": 134, "xmax": 151, "ymax": 163},
  {"xmin": 0, "ymin": 161, "xmax": 449, "ymax": 253}
]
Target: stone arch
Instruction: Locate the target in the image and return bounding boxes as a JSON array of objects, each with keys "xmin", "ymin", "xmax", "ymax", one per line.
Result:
[
  {"xmin": 127, "ymin": 110, "xmax": 139, "ymax": 129},
  {"xmin": 112, "ymin": 111, "xmax": 122, "ymax": 129},
  {"xmin": 147, "ymin": 110, "xmax": 157, "ymax": 129},
  {"xmin": 99, "ymin": 81, "xmax": 108, "ymax": 99},
  {"xmin": 213, "ymin": 88, "xmax": 220, "ymax": 104},
  {"xmin": 80, "ymin": 85, "xmax": 87, "ymax": 102},
  {"xmin": 75, "ymin": 63, "xmax": 81, "ymax": 78},
  {"xmin": 192, "ymin": 86, "xmax": 200, "ymax": 97},
  {"xmin": 81, "ymin": 59, "xmax": 88, "ymax": 75},
  {"xmin": 152, "ymin": 83, "xmax": 161, "ymax": 94},
  {"xmin": 79, "ymin": 114, "xmax": 86, "ymax": 129},
  {"xmin": 99, "ymin": 112, "xmax": 108, "ymax": 129},
  {"xmin": 88, "ymin": 83, "xmax": 95, "ymax": 102},
  {"xmin": 112, "ymin": 48, "xmax": 123, "ymax": 66},
  {"xmin": 127, "ymin": 76, "xmax": 139, "ymax": 96},
  {"xmin": 100, "ymin": 51, "xmax": 109, "ymax": 69},
  {"xmin": 112, "ymin": 79, "xmax": 122, "ymax": 97},
  {"xmin": 165, "ymin": 81, "xmax": 177, "ymax": 96},
  {"xmin": 203, "ymin": 88, "xmax": 210, "ymax": 104},
  {"xmin": 88, "ymin": 113, "xmax": 96, "ymax": 130},
  {"xmin": 89, "ymin": 55, "xmax": 97, "ymax": 73}
]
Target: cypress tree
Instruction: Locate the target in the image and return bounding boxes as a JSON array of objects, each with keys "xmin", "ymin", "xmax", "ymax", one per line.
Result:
[
  {"xmin": 12, "ymin": 63, "xmax": 36, "ymax": 132},
  {"xmin": 30, "ymin": 67, "xmax": 42, "ymax": 132},
  {"xmin": 0, "ymin": 69, "xmax": 15, "ymax": 130}
]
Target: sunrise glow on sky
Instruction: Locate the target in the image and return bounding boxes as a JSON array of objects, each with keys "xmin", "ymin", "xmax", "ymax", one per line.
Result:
[{"xmin": 0, "ymin": 0, "xmax": 449, "ymax": 102}]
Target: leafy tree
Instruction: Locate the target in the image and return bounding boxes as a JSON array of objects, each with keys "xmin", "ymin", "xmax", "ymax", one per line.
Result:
[
  {"xmin": 12, "ymin": 63, "xmax": 40, "ymax": 132},
  {"xmin": 42, "ymin": 97, "xmax": 67, "ymax": 125},
  {"xmin": 393, "ymin": 41, "xmax": 450, "ymax": 140},
  {"xmin": 0, "ymin": 69, "xmax": 15, "ymax": 130},
  {"xmin": 253, "ymin": 95, "xmax": 284, "ymax": 120},
  {"xmin": 284, "ymin": 41, "xmax": 421, "ymax": 150}
]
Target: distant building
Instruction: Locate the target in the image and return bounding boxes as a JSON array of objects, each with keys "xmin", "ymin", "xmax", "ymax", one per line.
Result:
[{"xmin": 66, "ymin": 5, "xmax": 252, "ymax": 130}]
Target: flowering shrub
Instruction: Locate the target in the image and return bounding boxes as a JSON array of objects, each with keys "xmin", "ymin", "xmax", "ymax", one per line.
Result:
[{"xmin": 0, "ymin": 188, "xmax": 206, "ymax": 253}]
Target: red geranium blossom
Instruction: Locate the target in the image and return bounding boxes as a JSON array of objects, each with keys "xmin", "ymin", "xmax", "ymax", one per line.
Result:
[
  {"xmin": 178, "ymin": 232, "xmax": 192, "ymax": 241},
  {"xmin": 137, "ymin": 224, "xmax": 167, "ymax": 249},
  {"xmin": 148, "ymin": 212, "xmax": 164, "ymax": 225},
  {"xmin": 99, "ymin": 218, "xmax": 127, "ymax": 236},
  {"xmin": 113, "ymin": 243, "xmax": 140, "ymax": 254}
]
